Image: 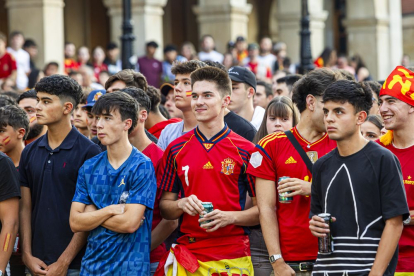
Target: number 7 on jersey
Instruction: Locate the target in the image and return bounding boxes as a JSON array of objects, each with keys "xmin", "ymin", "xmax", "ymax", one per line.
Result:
[{"xmin": 182, "ymin": 165, "xmax": 189, "ymax": 186}]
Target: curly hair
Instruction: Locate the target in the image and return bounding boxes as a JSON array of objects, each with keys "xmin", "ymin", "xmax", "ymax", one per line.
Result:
[
  {"xmin": 0, "ymin": 95, "xmax": 17, "ymax": 108},
  {"xmin": 323, "ymin": 80, "xmax": 373, "ymax": 114},
  {"xmin": 119, "ymin": 87, "xmax": 151, "ymax": 113},
  {"xmin": 145, "ymin": 86, "xmax": 161, "ymax": 113},
  {"xmin": 171, "ymin": 60, "xmax": 207, "ymax": 76},
  {"xmin": 292, "ymin": 68, "xmax": 343, "ymax": 113},
  {"xmin": 0, "ymin": 105, "xmax": 30, "ymax": 140},
  {"xmin": 105, "ymin": 69, "xmax": 148, "ymax": 92},
  {"xmin": 35, "ymin": 75, "xmax": 83, "ymax": 108},
  {"xmin": 92, "ymin": 92, "xmax": 139, "ymax": 134}
]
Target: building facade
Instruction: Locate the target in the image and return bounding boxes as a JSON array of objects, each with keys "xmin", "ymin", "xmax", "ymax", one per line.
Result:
[{"xmin": 0, "ymin": 0, "xmax": 411, "ymax": 80}]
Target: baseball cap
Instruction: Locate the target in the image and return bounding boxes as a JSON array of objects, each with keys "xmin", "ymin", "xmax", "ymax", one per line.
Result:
[
  {"xmin": 160, "ymin": 83, "xmax": 174, "ymax": 97},
  {"xmin": 228, "ymin": 66, "xmax": 257, "ymax": 92},
  {"xmin": 236, "ymin": 36, "xmax": 246, "ymax": 42},
  {"xmin": 248, "ymin": 43, "xmax": 259, "ymax": 51},
  {"xmin": 84, "ymin": 89, "xmax": 106, "ymax": 107}
]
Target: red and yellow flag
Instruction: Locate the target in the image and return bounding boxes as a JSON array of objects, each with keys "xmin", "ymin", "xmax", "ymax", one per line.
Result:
[{"xmin": 155, "ymin": 236, "xmax": 254, "ymax": 276}]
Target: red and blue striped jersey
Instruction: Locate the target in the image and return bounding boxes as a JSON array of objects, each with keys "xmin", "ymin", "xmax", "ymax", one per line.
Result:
[{"xmin": 158, "ymin": 124, "xmax": 255, "ymax": 244}]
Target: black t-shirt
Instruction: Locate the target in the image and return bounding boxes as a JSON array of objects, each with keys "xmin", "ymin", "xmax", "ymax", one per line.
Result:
[
  {"xmin": 224, "ymin": 111, "xmax": 257, "ymax": 142},
  {"xmin": 19, "ymin": 128, "xmax": 101, "ymax": 269},
  {"xmin": 310, "ymin": 141, "xmax": 409, "ymax": 275},
  {"xmin": 0, "ymin": 153, "xmax": 21, "ymax": 231}
]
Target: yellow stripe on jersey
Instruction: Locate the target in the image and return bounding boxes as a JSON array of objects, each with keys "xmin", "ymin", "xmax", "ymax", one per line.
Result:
[
  {"xmin": 166, "ymin": 256, "xmax": 254, "ymax": 276},
  {"xmin": 173, "ymin": 134, "xmax": 196, "ymax": 170}
]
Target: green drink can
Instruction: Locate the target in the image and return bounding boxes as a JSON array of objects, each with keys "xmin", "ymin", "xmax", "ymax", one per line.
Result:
[
  {"xmin": 199, "ymin": 202, "xmax": 214, "ymax": 226},
  {"xmin": 278, "ymin": 176, "xmax": 293, "ymax": 203}
]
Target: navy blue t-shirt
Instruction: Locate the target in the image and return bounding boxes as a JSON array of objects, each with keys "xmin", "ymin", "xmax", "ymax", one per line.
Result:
[
  {"xmin": 73, "ymin": 147, "xmax": 156, "ymax": 275},
  {"xmin": 19, "ymin": 127, "xmax": 101, "ymax": 269}
]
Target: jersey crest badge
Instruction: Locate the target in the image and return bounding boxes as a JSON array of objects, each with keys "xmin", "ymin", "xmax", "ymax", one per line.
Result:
[
  {"xmin": 203, "ymin": 143, "xmax": 213, "ymax": 150},
  {"xmin": 188, "ymin": 237, "xmax": 196, "ymax": 243},
  {"xmin": 306, "ymin": 151, "xmax": 318, "ymax": 164},
  {"xmin": 118, "ymin": 176, "xmax": 126, "ymax": 187},
  {"xmin": 221, "ymin": 158, "xmax": 235, "ymax": 175}
]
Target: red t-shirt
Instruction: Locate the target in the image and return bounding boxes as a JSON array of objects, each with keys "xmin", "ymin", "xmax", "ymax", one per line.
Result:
[
  {"xmin": 158, "ymin": 126, "xmax": 255, "ymax": 247},
  {"xmin": 64, "ymin": 58, "xmax": 79, "ymax": 74},
  {"xmin": 148, "ymin": 118, "xmax": 182, "ymax": 139},
  {"xmin": 142, "ymin": 142, "xmax": 166, "ymax": 263},
  {"xmin": 247, "ymin": 62, "xmax": 272, "ymax": 79},
  {"xmin": 93, "ymin": 63, "xmax": 108, "ymax": 82},
  {"xmin": 247, "ymin": 127, "xmax": 337, "ymax": 261},
  {"xmin": 377, "ymin": 141, "xmax": 414, "ymax": 272},
  {"xmin": 0, "ymin": 52, "xmax": 17, "ymax": 79}
]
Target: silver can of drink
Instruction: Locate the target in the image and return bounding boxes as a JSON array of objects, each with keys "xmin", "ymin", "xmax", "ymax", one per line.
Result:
[
  {"xmin": 318, "ymin": 213, "xmax": 334, "ymax": 254},
  {"xmin": 278, "ymin": 176, "xmax": 293, "ymax": 203},
  {"xmin": 199, "ymin": 202, "xmax": 214, "ymax": 226}
]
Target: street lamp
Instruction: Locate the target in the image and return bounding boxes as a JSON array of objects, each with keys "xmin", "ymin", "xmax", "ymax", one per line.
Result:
[
  {"xmin": 298, "ymin": 0, "xmax": 314, "ymax": 74},
  {"xmin": 121, "ymin": 0, "xmax": 135, "ymax": 70}
]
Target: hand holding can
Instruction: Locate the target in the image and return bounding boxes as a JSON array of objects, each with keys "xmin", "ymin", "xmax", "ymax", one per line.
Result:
[
  {"xmin": 278, "ymin": 176, "xmax": 293, "ymax": 203},
  {"xmin": 199, "ymin": 202, "xmax": 214, "ymax": 227},
  {"xmin": 317, "ymin": 213, "xmax": 334, "ymax": 254}
]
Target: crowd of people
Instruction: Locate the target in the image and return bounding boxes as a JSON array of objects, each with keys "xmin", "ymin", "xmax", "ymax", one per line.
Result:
[{"xmin": 0, "ymin": 29, "xmax": 413, "ymax": 276}]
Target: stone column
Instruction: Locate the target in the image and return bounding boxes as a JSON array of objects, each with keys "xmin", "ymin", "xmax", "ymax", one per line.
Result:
[
  {"xmin": 6, "ymin": 0, "xmax": 65, "ymax": 71},
  {"xmin": 276, "ymin": 0, "xmax": 328, "ymax": 63},
  {"xmin": 344, "ymin": 0, "xmax": 402, "ymax": 80},
  {"xmin": 192, "ymin": 0, "xmax": 252, "ymax": 54},
  {"xmin": 103, "ymin": 0, "xmax": 167, "ymax": 60}
]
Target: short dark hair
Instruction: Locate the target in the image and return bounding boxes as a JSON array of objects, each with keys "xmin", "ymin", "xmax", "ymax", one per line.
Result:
[
  {"xmin": 2, "ymin": 91, "xmax": 20, "ymax": 101},
  {"xmin": 105, "ymin": 69, "xmax": 148, "ymax": 91},
  {"xmin": 363, "ymin": 81, "xmax": 381, "ymax": 99},
  {"xmin": 44, "ymin": 62, "xmax": 59, "ymax": 70},
  {"xmin": 0, "ymin": 95, "xmax": 17, "ymax": 108},
  {"xmin": 256, "ymin": 81, "xmax": 273, "ymax": 97},
  {"xmin": 68, "ymin": 71, "xmax": 81, "ymax": 78},
  {"xmin": 17, "ymin": 89, "xmax": 37, "ymax": 104},
  {"xmin": 277, "ymin": 74, "xmax": 302, "ymax": 93},
  {"xmin": 91, "ymin": 92, "xmax": 139, "ymax": 134},
  {"xmin": 164, "ymin": 44, "xmax": 177, "ymax": 54},
  {"xmin": 323, "ymin": 80, "xmax": 373, "ymax": 114},
  {"xmin": 119, "ymin": 87, "xmax": 151, "ymax": 113},
  {"xmin": 35, "ymin": 74, "xmax": 83, "ymax": 108},
  {"xmin": 106, "ymin": 42, "xmax": 118, "ymax": 50},
  {"xmin": 204, "ymin": 60, "xmax": 226, "ymax": 72},
  {"xmin": 292, "ymin": 68, "xmax": 343, "ymax": 113},
  {"xmin": 23, "ymin": 39, "xmax": 37, "ymax": 48},
  {"xmin": 146, "ymin": 41, "xmax": 159, "ymax": 48},
  {"xmin": 190, "ymin": 66, "xmax": 232, "ymax": 97},
  {"xmin": 146, "ymin": 86, "xmax": 161, "ymax": 113},
  {"xmin": 80, "ymin": 92, "xmax": 89, "ymax": 105},
  {"xmin": 337, "ymin": 69, "xmax": 356, "ymax": 81},
  {"xmin": 0, "ymin": 105, "xmax": 30, "ymax": 140},
  {"xmin": 171, "ymin": 60, "xmax": 207, "ymax": 76}
]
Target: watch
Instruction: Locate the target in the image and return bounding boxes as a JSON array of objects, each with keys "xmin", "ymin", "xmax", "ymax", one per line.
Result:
[{"xmin": 269, "ymin": 254, "xmax": 283, "ymax": 264}]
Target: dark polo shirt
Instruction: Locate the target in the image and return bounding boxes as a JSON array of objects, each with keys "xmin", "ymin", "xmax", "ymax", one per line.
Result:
[{"xmin": 19, "ymin": 127, "xmax": 101, "ymax": 269}]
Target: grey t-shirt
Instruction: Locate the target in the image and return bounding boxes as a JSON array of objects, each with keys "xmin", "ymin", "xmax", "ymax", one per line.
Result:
[{"xmin": 157, "ymin": 121, "xmax": 188, "ymax": 150}]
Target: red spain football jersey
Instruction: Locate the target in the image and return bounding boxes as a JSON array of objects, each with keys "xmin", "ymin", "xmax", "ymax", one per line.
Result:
[
  {"xmin": 0, "ymin": 52, "xmax": 17, "ymax": 79},
  {"xmin": 247, "ymin": 127, "xmax": 337, "ymax": 261},
  {"xmin": 377, "ymin": 141, "xmax": 414, "ymax": 272},
  {"xmin": 158, "ymin": 125, "xmax": 255, "ymax": 244}
]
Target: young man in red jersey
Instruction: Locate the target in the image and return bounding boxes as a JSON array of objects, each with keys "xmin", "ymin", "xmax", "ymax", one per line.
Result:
[
  {"xmin": 157, "ymin": 67, "xmax": 258, "ymax": 275},
  {"xmin": 377, "ymin": 66, "xmax": 414, "ymax": 275},
  {"xmin": 247, "ymin": 68, "xmax": 343, "ymax": 276}
]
